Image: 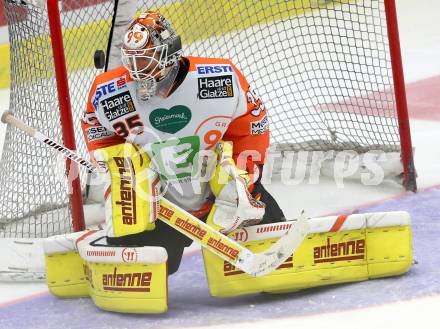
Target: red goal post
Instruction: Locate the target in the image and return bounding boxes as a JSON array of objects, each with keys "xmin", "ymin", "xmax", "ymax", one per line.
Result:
[
  {"xmin": 47, "ymin": 0, "xmax": 85, "ymax": 233},
  {"xmin": 384, "ymin": 0, "xmax": 415, "ymax": 192},
  {"xmin": 0, "ymin": 0, "xmax": 416, "ymax": 239}
]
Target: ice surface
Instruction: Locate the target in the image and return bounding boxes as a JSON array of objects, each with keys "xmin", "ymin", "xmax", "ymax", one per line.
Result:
[{"xmin": 0, "ymin": 187, "xmax": 440, "ymax": 329}]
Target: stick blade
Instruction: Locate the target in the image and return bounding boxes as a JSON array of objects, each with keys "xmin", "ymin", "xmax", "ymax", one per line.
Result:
[{"xmin": 249, "ymin": 213, "xmax": 309, "ymax": 277}]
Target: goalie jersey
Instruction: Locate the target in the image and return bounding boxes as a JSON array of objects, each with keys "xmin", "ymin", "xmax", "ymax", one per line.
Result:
[{"xmin": 81, "ymin": 56, "xmax": 269, "ymax": 214}]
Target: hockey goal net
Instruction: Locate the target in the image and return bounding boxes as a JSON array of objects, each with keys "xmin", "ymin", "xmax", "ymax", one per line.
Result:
[{"xmin": 0, "ymin": 0, "xmax": 415, "ymax": 238}]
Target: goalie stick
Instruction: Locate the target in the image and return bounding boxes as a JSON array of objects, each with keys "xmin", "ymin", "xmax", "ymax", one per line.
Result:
[{"xmin": 0, "ymin": 111, "xmax": 309, "ymax": 278}]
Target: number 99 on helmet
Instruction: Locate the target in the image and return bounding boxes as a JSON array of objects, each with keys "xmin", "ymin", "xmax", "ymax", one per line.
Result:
[{"xmin": 121, "ymin": 11, "xmax": 182, "ymax": 100}]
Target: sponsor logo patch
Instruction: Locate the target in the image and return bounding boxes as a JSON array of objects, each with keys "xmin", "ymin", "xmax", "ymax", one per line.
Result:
[
  {"xmin": 92, "ymin": 81, "xmax": 117, "ymax": 109},
  {"xmin": 254, "ymin": 223, "xmax": 293, "ymax": 236},
  {"xmin": 223, "ymin": 256, "xmax": 293, "ymax": 277},
  {"xmin": 230, "ymin": 229, "xmax": 249, "ymax": 242},
  {"xmin": 102, "ymin": 267, "xmax": 152, "ymax": 292},
  {"xmin": 101, "ymin": 91, "xmax": 136, "ymax": 121},
  {"xmin": 207, "ymin": 237, "xmax": 240, "ymax": 260},
  {"xmin": 149, "ymin": 105, "xmax": 192, "ymax": 134},
  {"xmin": 114, "ymin": 157, "xmax": 137, "ymax": 225},
  {"xmin": 175, "ymin": 217, "xmax": 207, "ymax": 240},
  {"xmin": 250, "ymin": 115, "xmax": 268, "ymax": 135},
  {"xmin": 86, "ymin": 249, "xmax": 116, "ymax": 257},
  {"xmin": 313, "ymin": 237, "xmax": 365, "ymax": 264},
  {"xmin": 198, "ymin": 75, "xmax": 234, "ymax": 99},
  {"xmin": 159, "ymin": 205, "xmax": 175, "ymax": 220},
  {"xmin": 151, "ymin": 136, "xmax": 200, "ymax": 180},
  {"xmin": 196, "ymin": 65, "xmax": 233, "ymax": 75},
  {"xmin": 85, "ymin": 126, "xmax": 115, "ymax": 142},
  {"xmin": 116, "ymin": 76, "xmax": 127, "ymax": 89},
  {"xmin": 122, "ymin": 248, "xmax": 138, "ymax": 263}
]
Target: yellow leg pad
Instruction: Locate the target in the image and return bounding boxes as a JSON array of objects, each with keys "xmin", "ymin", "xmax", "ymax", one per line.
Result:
[
  {"xmin": 366, "ymin": 226, "xmax": 413, "ymax": 278},
  {"xmin": 203, "ymin": 225, "xmax": 412, "ymax": 297},
  {"xmin": 84, "ymin": 261, "xmax": 168, "ymax": 314},
  {"xmin": 45, "ymin": 251, "xmax": 88, "ymax": 298}
]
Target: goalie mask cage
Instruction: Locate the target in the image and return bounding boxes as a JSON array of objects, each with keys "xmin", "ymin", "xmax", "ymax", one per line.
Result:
[{"xmin": 0, "ymin": 0, "xmax": 416, "ymax": 238}]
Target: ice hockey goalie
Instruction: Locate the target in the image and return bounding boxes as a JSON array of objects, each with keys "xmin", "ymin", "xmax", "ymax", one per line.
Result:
[{"xmin": 43, "ymin": 10, "xmax": 413, "ymax": 314}]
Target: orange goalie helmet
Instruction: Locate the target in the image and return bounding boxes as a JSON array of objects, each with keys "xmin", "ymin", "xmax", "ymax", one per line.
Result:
[{"xmin": 121, "ymin": 11, "xmax": 182, "ymax": 99}]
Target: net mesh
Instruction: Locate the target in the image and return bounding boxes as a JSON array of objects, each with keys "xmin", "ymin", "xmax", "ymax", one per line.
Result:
[
  {"xmin": 0, "ymin": 0, "xmax": 115, "ymax": 237},
  {"xmin": 0, "ymin": 0, "xmax": 401, "ymax": 238},
  {"xmin": 166, "ymin": 0, "xmax": 399, "ymax": 152}
]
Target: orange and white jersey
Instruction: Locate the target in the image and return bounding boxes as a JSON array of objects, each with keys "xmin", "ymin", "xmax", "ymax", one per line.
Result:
[{"xmin": 82, "ymin": 56, "xmax": 269, "ymax": 212}]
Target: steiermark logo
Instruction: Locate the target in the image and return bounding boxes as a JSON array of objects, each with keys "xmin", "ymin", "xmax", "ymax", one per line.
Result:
[
  {"xmin": 149, "ymin": 105, "xmax": 192, "ymax": 134},
  {"xmin": 151, "ymin": 136, "xmax": 200, "ymax": 180}
]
